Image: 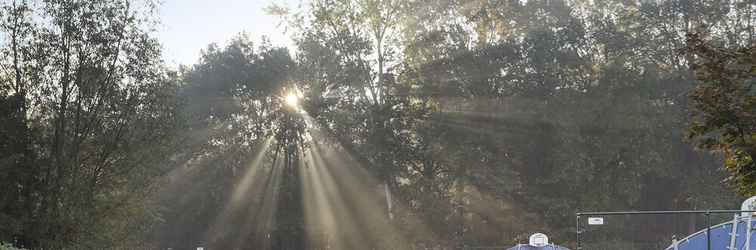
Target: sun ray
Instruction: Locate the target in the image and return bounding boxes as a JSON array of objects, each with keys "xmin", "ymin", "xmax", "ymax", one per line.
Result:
[
  {"xmin": 203, "ymin": 136, "xmax": 281, "ymax": 247},
  {"xmin": 309, "ymin": 144, "xmax": 373, "ymax": 248},
  {"xmin": 197, "ymin": 105, "xmax": 446, "ymax": 249},
  {"xmin": 231, "ymin": 157, "xmax": 284, "ymax": 249},
  {"xmin": 294, "ymin": 110, "xmax": 441, "ymax": 248}
]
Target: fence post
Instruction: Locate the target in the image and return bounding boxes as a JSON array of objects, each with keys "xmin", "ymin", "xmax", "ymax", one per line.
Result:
[
  {"xmin": 672, "ymin": 237, "xmax": 679, "ymax": 250},
  {"xmin": 576, "ymin": 214, "xmax": 581, "ymax": 250},
  {"xmin": 706, "ymin": 211, "xmax": 711, "ymax": 250}
]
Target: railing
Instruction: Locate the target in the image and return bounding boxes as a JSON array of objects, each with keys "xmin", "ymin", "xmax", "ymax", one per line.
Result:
[{"xmin": 576, "ymin": 210, "xmax": 756, "ymax": 250}]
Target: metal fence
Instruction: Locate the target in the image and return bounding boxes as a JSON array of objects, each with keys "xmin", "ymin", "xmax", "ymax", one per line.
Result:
[{"xmin": 576, "ymin": 210, "xmax": 756, "ymax": 250}]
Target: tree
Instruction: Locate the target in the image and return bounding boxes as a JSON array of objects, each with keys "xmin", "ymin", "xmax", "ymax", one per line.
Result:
[
  {"xmin": 151, "ymin": 0, "xmax": 753, "ymax": 249},
  {"xmin": 153, "ymin": 36, "xmax": 308, "ymax": 249},
  {"xmin": 686, "ymin": 33, "xmax": 756, "ymax": 195},
  {"xmin": 0, "ymin": 0, "xmax": 182, "ymax": 248},
  {"xmin": 288, "ymin": 0, "xmax": 748, "ymax": 247}
]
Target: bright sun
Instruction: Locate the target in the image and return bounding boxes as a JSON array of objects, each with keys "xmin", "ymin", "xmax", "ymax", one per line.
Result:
[{"xmin": 285, "ymin": 93, "xmax": 299, "ymax": 108}]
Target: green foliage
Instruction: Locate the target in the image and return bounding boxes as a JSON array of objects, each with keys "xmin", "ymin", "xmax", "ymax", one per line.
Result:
[
  {"xmin": 0, "ymin": 0, "xmax": 751, "ymax": 248},
  {"xmin": 147, "ymin": 0, "xmax": 755, "ymax": 248},
  {"xmin": 685, "ymin": 33, "xmax": 756, "ymax": 195},
  {"xmin": 154, "ymin": 35, "xmax": 305, "ymax": 249},
  {"xmin": 0, "ymin": 0, "xmax": 182, "ymax": 248},
  {"xmin": 280, "ymin": 0, "xmax": 750, "ymax": 247},
  {"xmin": 0, "ymin": 242, "xmax": 25, "ymax": 250}
]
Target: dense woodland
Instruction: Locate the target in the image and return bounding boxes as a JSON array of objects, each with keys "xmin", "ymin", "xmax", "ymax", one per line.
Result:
[{"xmin": 0, "ymin": 0, "xmax": 753, "ymax": 249}]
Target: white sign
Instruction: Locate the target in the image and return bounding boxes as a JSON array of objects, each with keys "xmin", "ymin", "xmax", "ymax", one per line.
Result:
[
  {"xmin": 197, "ymin": 248, "xmax": 204, "ymax": 250},
  {"xmin": 588, "ymin": 217, "xmax": 605, "ymax": 225}
]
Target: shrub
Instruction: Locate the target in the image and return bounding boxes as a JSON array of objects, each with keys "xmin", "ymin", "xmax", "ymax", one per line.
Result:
[{"xmin": 0, "ymin": 242, "xmax": 25, "ymax": 250}]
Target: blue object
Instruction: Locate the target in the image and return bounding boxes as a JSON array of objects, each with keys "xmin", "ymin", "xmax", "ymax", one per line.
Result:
[{"xmin": 664, "ymin": 216, "xmax": 756, "ymax": 250}]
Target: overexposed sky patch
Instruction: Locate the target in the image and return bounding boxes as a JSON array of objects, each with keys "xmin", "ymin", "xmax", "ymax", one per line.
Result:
[{"xmin": 157, "ymin": 0, "xmax": 305, "ymax": 66}]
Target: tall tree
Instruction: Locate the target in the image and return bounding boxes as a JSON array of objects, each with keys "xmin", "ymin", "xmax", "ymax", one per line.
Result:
[
  {"xmin": 686, "ymin": 33, "xmax": 756, "ymax": 195},
  {"xmin": 0, "ymin": 0, "xmax": 181, "ymax": 248},
  {"xmin": 153, "ymin": 36, "xmax": 309, "ymax": 249}
]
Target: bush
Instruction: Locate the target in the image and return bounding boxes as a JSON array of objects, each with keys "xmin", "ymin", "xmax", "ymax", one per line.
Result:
[{"xmin": 0, "ymin": 242, "xmax": 25, "ymax": 250}]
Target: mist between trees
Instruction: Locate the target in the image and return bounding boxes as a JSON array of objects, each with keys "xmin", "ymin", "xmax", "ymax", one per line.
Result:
[{"xmin": 0, "ymin": 0, "xmax": 753, "ymax": 249}]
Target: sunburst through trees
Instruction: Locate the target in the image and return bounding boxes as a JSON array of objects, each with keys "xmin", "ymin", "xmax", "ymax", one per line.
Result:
[{"xmin": 0, "ymin": 0, "xmax": 754, "ymax": 249}]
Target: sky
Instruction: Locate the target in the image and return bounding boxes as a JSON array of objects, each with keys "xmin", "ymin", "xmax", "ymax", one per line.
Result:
[{"xmin": 156, "ymin": 0, "xmax": 305, "ymax": 66}]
